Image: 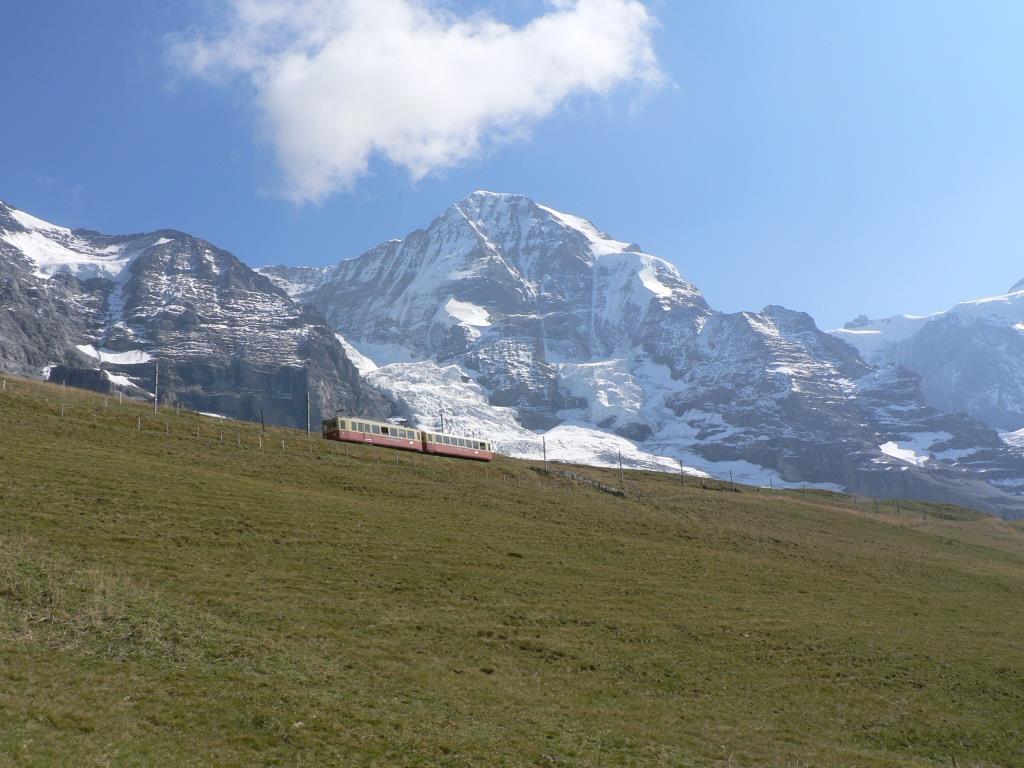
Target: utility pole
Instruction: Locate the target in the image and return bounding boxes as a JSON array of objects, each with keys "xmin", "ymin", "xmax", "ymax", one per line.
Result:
[
  {"xmin": 679, "ymin": 459, "xmax": 685, "ymax": 486},
  {"xmin": 618, "ymin": 451, "xmax": 624, "ymax": 485},
  {"xmin": 306, "ymin": 391, "xmax": 310, "ymax": 439},
  {"xmin": 260, "ymin": 409, "xmax": 265, "ymax": 433},
  {"xmin": 542, "ymin": 435, "xmax": 548, "ymax": 473},
  {"xmin": 730, "ymin": 470, "xmax": 734, "ymax": 492},
  {"xmin": 769, "ymin": 474, "xmax": 773, "ymax": 492},
  {"xmin": 154, "ymin": 361, "xmax": 159, "ymax": 413}
]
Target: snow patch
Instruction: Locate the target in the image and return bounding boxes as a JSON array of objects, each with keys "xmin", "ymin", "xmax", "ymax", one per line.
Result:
[
  {"xmin": 637, "ymin": 265, "xmax": 673, "ymax": 299},
  {"xmin": 879, "ymin": 441, "xmax": 930, "ymax": 467},
  {"xmin": 558, "ymin": 359, "xmax": 644, "ymax": 425},
  {"xmin": 103, "ymin": 371, "xmax": 137, "ymax": 389},
  {"xmin": 76, "ymin": 345, "xmax": 152, "ymax": 365},
  {"xmin": 335, "ymin": 333, "xmax": 378, "ymax": 375},
  {"xmin": 1000, "ymin": 428, "xmax": 1024, "ymax": 449},
  {"xmin": 536, "ymin": 203, "xmax": 633, "ymax": 258},
  {"xmin": 442, "ymin": 299, "xmax": 492, "ymax": 339},
  {"xmin": 9, "ymin": 207, "xmax": 70, "ymax": 234},
  {"xmin": 444, "ymin": 298, "xmax": 491, "ymax": 327}
]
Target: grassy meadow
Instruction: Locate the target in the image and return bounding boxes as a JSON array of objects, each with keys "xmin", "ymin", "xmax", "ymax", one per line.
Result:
[{"xmin": 1, "ymin": 377, "xmax": 1022, "ymax": 767}]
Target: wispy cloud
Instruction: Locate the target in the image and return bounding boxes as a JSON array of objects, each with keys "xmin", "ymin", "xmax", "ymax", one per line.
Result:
[{"xmin": 170, "ymin": 0, "xmax": 662, "ymax": 203}]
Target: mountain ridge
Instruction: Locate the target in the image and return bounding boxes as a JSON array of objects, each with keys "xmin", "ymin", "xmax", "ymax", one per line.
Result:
[
  {"xmin": 832, "ymin": 287, "xmax": 1024, "ymax": 431},
  {"xmin": 0, "ymin": 198, "xmax": 390, "ymax": 428}
]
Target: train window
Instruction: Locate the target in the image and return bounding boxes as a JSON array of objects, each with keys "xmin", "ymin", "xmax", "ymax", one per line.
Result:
[{"xmin": 371, "ymin": 425, "xmax": 381, "ymax": 434}]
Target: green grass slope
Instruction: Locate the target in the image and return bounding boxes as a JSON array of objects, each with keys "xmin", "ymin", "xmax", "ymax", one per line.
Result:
[{"xmin": 1, "ymin": 377, "xmax": 1023, "ymax": 767}]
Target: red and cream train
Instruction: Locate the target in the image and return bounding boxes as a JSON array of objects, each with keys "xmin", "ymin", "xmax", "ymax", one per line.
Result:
[{"xmin": 321, "ymin": 416, "xmax": 494, "ymax": 462}]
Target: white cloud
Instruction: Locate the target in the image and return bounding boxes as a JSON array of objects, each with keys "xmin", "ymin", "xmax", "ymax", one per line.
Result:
[{"xmin": 171, "ymin": 0, "xmax": 662, "ymax": 202}]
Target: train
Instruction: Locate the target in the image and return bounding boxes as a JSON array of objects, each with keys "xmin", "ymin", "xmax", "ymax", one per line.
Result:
[{"xmin": 321, "ymin": 416, "xmax": 494, "ymax": 462}]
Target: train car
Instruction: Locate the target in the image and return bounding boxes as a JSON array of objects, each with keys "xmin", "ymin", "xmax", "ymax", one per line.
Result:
[
  {"xmin": 422, "ymin": 430, "xmax": 493, "ymax": 462},
  {"xmin": 322, "ymin": 416, "xmax": 494, "ymax": 462},
  {"xmin": 321, "ymin": 417, "xmax": 423, "ymax": 453}
]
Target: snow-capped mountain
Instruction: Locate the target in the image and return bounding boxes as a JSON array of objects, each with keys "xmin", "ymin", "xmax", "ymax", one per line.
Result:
[
  {"xmin": 5, "ymin": 191, "xmax": 1024, "ymax": 516},
  {"xmin": 833, "ymin": 287, "xmax": 1024, "ymax": 431},
  {"xmin": 263, "ymin": 191, "xmax": 1024, "ymax": 517},
  {"xmin": 0, "ymin": 200, "xmax": 389, "ymax": 426}
]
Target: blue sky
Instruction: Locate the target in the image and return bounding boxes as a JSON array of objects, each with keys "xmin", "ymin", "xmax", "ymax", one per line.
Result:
[{"xmin": 2, "ymin": 0, "xmax": 1022, "ymax": 329}]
